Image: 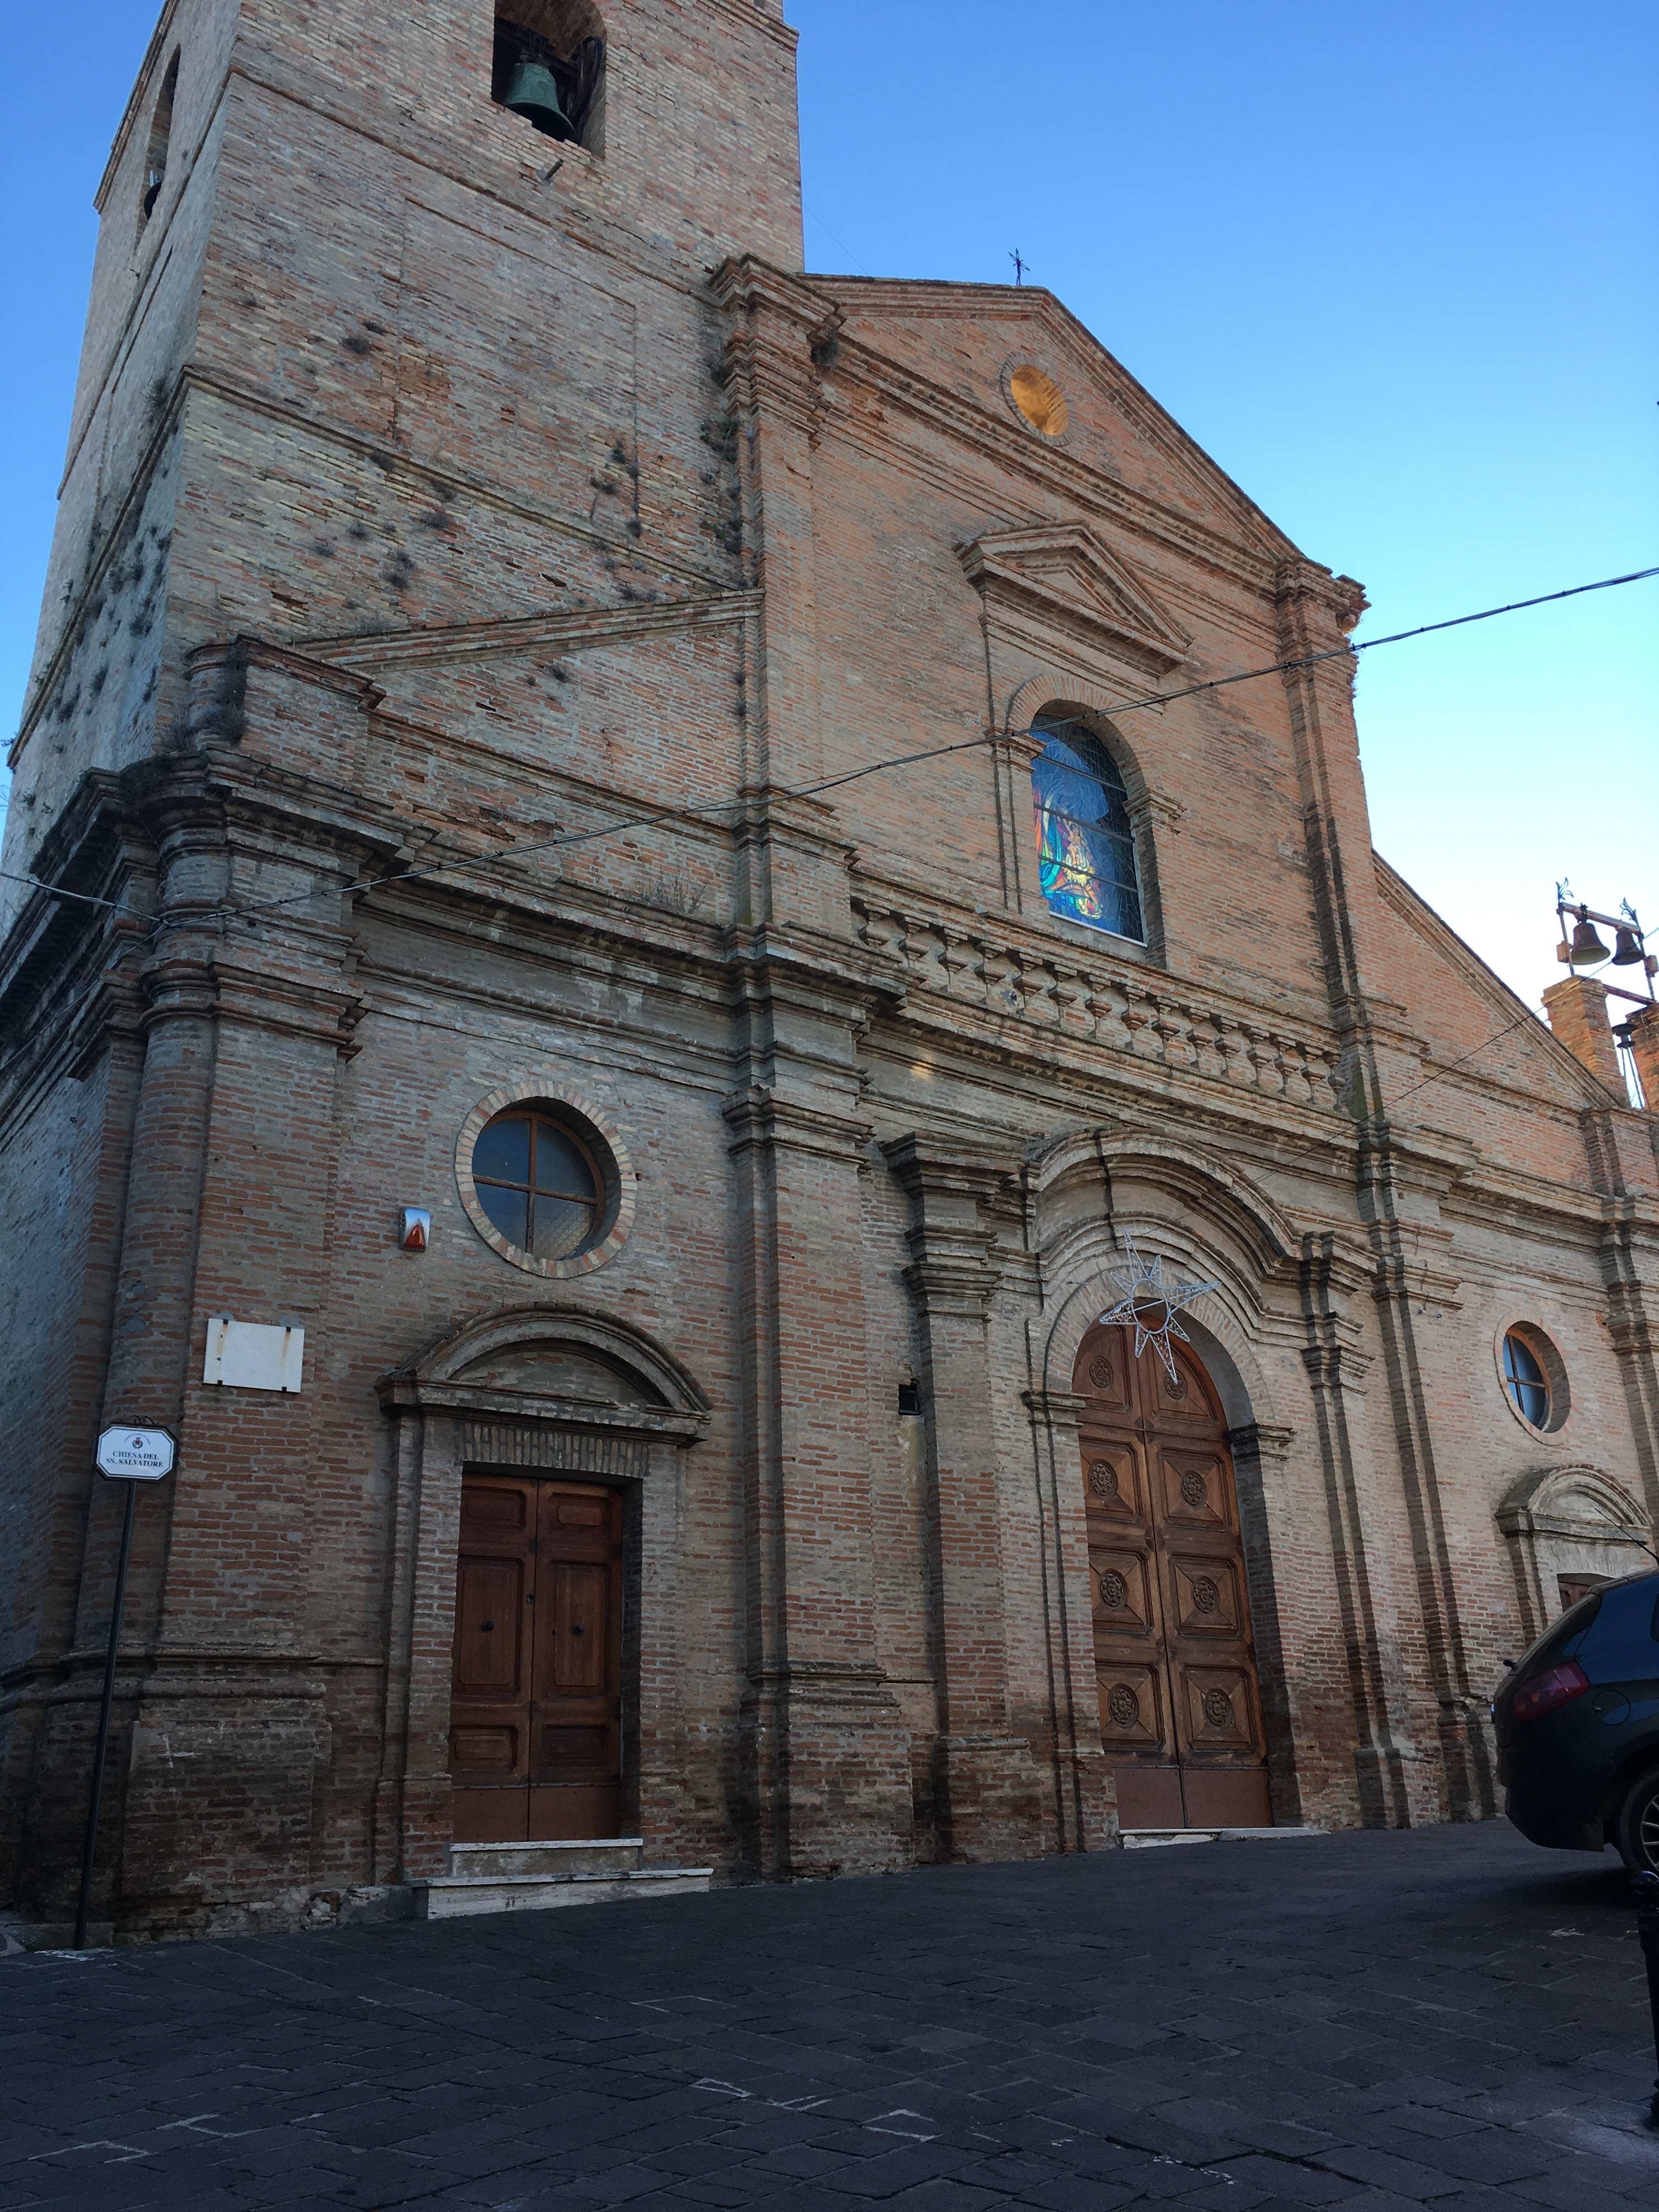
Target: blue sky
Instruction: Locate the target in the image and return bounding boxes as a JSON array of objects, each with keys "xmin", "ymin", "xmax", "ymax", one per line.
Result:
[{"xmin": 3, "ymin": 1, "xmax": 1654, "ymax": 1009}]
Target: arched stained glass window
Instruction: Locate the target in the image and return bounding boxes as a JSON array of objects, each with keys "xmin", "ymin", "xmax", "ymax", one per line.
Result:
[{"xmin": 1031, "ymin": 715, "xmax": 1144, "ymax": 941}]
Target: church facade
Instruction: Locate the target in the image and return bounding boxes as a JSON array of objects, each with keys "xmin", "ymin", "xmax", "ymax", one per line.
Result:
[{"xmin": 4, "ymin": 0, "xmax": 1658, "ymax": 1942}]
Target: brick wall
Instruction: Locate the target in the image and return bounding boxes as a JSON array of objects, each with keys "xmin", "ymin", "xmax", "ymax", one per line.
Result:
[{"xmin": 3, "ymin": 0, "xmax": 1656, "ymax": 1938}]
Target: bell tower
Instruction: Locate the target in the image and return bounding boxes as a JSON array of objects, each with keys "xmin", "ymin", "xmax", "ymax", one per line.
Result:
[
  {"xmin": 2, "ymin": 0, "xmax": 803, "ymax": 913},
  {"xmin": 0, "ymin": 0, "xmax": 816, "ymax": 1936}
]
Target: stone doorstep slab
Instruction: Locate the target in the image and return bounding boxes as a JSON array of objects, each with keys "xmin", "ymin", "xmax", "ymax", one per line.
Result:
[
  {"xmin": 1120, "ymin": 1826, "xmax": 1326, "ymax": 1849},
  {"xmin": 448, "ymin": 1838, "xmax": 647, "ymax": 1878},
  {"xmin": 414, "ymin": 1866, "xmax": 715, "ymax": 1920}
]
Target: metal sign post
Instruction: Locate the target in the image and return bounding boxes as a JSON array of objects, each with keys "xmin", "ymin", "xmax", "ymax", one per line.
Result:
[{"xmin": 75, "ymin": 1427, "xmax": 175, "ymax": 1949}]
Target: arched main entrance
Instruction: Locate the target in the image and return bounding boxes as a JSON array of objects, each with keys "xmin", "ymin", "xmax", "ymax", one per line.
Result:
[{"xmin": 1074, "ymin": 1319, "xmax": 1272, "ymax": 1829}]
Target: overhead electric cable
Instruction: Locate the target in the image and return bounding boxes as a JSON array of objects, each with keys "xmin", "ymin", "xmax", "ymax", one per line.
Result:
[
  {"xmin": 199, "ymin": 561, "xmax": 1659, "ymax": 933},
  {"xmin": 5, "ymin": 563, "xmax": 1655, "ymax": 951},
  {"xmin": 1389, "ymin": 1010, "xmax": 1542, "ymax": 1105},
  {"xmin": 1085, "ymin": 564, "xmax": 1659, "ymax": 726},
  {"xmin": 0, "ymin": 868, "xmax": 128, "ymax": 912}
]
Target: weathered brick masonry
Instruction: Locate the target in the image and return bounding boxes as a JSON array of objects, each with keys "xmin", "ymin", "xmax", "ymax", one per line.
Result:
[{"xmin": 3, "ymin": 0, "xmax": 1657, "ymax": 1939}]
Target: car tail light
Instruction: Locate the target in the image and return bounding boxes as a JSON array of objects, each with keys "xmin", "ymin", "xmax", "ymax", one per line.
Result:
[{"xmin": 1510, "ymin": 1660, "xmax": 1592, "ymax": 1723}]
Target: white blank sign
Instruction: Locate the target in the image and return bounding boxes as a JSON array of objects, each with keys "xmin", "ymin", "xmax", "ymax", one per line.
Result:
[{"xmin": 203, "ymin": 1317, "xmax": 305, "ymax": 1393}]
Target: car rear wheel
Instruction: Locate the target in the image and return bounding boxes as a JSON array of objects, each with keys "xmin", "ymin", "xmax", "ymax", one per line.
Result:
[{"xmin": 1613, "ymin": 1765, "xmax": 1659, "ymax": 1874}]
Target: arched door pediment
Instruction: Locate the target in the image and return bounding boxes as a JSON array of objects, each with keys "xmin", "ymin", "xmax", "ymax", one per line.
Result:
[
  {"xmin": 1496, "ymin": 1462, "xmax": 1653, "ymax": 1643},
  {"xmin": 1031, "ymin": 1128, "xmax": 1300, "ymax": 1278},
  {"xmin": 377, "ymin": 1301, "xmax": 711, "ymax": 1446}
]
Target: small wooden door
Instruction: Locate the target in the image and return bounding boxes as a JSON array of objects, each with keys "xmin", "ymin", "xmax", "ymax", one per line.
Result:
[
  {"xmin": 1076, "ymin": 1321, "xmax": 1272, "ymax": 1829},
  {"xmin": 448, "ymin": 1474, "xmax": 624, "ymax": 1844}
]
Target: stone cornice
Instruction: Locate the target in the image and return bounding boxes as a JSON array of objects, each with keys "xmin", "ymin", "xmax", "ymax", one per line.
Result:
[
  {"xmin": 13, "ymin": 360, "xmax": 738, "ymax": 765},
  {"xmin": 881, "ymin": 1131, "xmax": 1024, "ymax": 1203},
  {"xmin": 816, "ymin": 275, "xmax": 1300, "ymax": 563},
  {"xmin": 1021, "ymin": 1388, "xmax": 1088, "ymax": 1428},
  {"xmin": 1227, "ymin": 1421, "xmax": 1297, "ymax": 1463},
  {"xmin": 826, "ymin": 338, "xmax": 1288, "ymax": 608},
  {"xmin": 1274, "ymin": 558, "xmax": 1368, "ymax": 636},
  {"xmin": 1301, "ymin": 1341, "xmax": 1374, "ymax": 1392},
  {"xmin": 722, "ymin": 1086, "xmax": 873, "ymax": 1164},
  {"xmin": 375, "ymin": 1375, "xmax": 707, "ymax": 1444},
  {"xmin": 1300, "ymin": 1228, "xmax": 1380, "ymax": 1309},
  {"xmin": 901, "ymin": 1248, "xmax": 1002, "ymax": 1320},
  {"xmin": 301, "ymin": 589, "xmax": 761, "ymax": 673}
]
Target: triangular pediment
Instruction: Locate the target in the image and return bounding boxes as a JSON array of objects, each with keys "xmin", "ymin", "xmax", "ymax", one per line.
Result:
[{"xmin": 958, "ymin": 522, "xmax": 1193, "ymax": 674}]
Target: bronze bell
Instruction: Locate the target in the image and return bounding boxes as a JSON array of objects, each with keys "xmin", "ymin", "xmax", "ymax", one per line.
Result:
[
  {"xmin": 1612, "ymin": 925, "xmax": 1645, "ymax": 966},
  {"xmin": 1568, "ymin": 916, "xmax": 1611, "ymax": 966},
  {"xmin": 502, "ymin": 59, "xmax": 573, "ymax": 139}
]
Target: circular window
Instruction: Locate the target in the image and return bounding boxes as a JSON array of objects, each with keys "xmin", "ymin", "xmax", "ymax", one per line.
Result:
[
  {"xmin": 456, "ymin": 1082, "xmax": 634, "ymax": 1277},
  {"xmin": 473, "ymin": 1109, "xmax": 602, "ymax": 1259},
  {"xmin": 1002, "ymin": 359, "xmax": 1070, "ymax": 441},
  {"xmin": 1494, "ymin": 1322, "xmax": 1569, "ymax": 1436}
]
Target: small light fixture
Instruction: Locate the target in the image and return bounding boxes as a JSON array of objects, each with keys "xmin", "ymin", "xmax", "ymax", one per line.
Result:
[{"xmin": 400, "ymin": 1207, "xmax": 431, "ymax": 1252}]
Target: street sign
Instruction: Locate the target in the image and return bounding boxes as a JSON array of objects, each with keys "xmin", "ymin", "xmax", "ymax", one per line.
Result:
[
  {"xmin": 78, "ymin": 1427, "xmax": 173, "ymax": 1943},
  {"xmin": 94, "ymin": 1426, "xmax": 176, "ymax": 1481}
]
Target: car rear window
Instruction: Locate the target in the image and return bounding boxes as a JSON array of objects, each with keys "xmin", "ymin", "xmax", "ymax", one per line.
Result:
[{"xmin": 1513, "ymin": 1587, "xmax": 1604, "ymax": 1673}]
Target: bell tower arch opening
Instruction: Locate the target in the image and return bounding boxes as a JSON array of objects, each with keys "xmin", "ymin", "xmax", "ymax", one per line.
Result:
[
  {"xmin": 138, "ymin": 50, "xmax": 180, "ymax": 233},
  {"xmin": 491, "ymin": 0, "xmax": 606, "ymax": 150},
  {"xmin": 1072, "ymin": 1317, "xmax": 1273, "ymax": 1830}
]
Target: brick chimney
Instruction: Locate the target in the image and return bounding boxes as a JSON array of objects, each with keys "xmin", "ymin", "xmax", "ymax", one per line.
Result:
[
  {"xmin": 1625, "ymin": 1002, "xmax": 1659, "ymax": 1113},
  {"xmin": 1542, "ymin": 975, "xmax": 1623, "ymax": 1093}
]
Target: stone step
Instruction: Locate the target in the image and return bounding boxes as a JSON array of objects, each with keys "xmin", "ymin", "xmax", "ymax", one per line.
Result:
[
  {"xmin": 448, "ymin": 1838, "xmax": 646, "ymax": 1880},
  {"xmin": 414, "ymin": 1863, "xmax": 713, "ymax": 1921},
  {"xmin": 1120, "ymin": 1825, "xmax": 1324, "ymax": 1849}
]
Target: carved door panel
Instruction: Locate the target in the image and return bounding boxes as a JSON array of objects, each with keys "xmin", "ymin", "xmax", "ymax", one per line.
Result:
[
  {"xmin": 449, "ymin": 1474, "xmax": 624, "ymax": 1843},
  {"xmin": 1083, "ymin": 1424, "xmax": 1182, "ymax": 1827},
  {"xmin": 528, "ymin": 1483, "xmax": 624, "ymax": 1840},
  {"xmin": 449, "ymin": 1476, "xmax": 537, "ymax": 1838},
  {"xmin": 1076, "ymin": 1321, "xmax": 1271, "ymax": 1829}
]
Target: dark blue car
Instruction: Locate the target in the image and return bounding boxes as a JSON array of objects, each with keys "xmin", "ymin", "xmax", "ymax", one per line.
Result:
[{"xmin": 1492, "ymin": 1568, "xmax": 1659, "ymax": 1872}]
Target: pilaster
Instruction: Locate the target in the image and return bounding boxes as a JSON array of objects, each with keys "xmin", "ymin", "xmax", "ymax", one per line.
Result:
[
  {"xmin": 1297, "ymin": 1231, "xmax": 1424, "ymax": 1827},
  {"xmin": 1019, "ymin": 1384, "xmax": 1115, "ymax": 1852},
  {"xmin": 883, "ymin": 1135, "xmax": 1043, "ymax": 1860},
  {"xmin": 725, "ymin": 1079, "xmax": 911, "ymax": 1878},
  {"xmin": 1352, "ymin": 1201, "xmax": 1496, "ymax": 1823},
  {"xmin": 1224, "ymin": 1419, "xmax": 1307, "ymax": 1827}
]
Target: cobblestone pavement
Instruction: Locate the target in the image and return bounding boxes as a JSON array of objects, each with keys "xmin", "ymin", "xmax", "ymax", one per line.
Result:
[{"xmin": 4, "ymin": 1823, "xmax": 1659, "ymax": 2211}]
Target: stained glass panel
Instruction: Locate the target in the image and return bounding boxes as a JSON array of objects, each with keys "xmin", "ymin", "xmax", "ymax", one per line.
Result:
[{"xmin": 1031, "ymin": 718, "xmax": 1144, "ymax": 941}]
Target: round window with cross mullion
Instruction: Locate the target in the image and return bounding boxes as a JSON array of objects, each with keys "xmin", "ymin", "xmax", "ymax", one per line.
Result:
[
  {"xmin": 472, "ymin": 1109, "xmax": 602, "ymax": 1261},
  {"xmin": 1502, "ymin": 1330, "xmax": 1550, "ymax": 1428}
]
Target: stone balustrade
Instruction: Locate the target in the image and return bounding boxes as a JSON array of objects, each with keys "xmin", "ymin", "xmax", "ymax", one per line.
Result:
[{"xmin": 851, "ymin": 891, "xmax": 1346, "ymax": 1113}]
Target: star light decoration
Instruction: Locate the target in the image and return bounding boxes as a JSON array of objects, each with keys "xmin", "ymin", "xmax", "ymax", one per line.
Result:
[{"xmin": 1097, "ymin": 1235, "xmax": 1221, "ymax": 1383}]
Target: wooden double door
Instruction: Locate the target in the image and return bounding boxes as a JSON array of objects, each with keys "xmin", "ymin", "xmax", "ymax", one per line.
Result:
[
  {"xmin": 1075, "ymin": 1320, "xmax": 1272, "ymax": 1829},
  {"xmin": 448, "ymin": 1474, "xmax": 624, "ymax": 1844}
]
